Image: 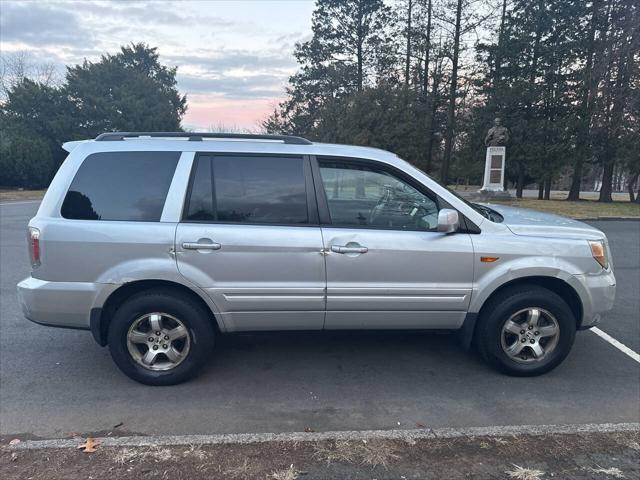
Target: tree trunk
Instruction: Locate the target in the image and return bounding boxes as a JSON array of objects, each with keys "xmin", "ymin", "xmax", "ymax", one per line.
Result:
[
  {"xmin": 405, "ymin": 0, "xmax": 413, "ymax": 88},
  {"xmin": 627, "ymin": 172, "xmax": 639, "ymax": 202},
  {"xmin": 356, "ymin": 2, "xmax": 364, "ymax": 92},
  {"xmin": 440, "ymin": 0, "xmax": 463, "ymax": 184},
  {"xmin": 568, "ymin": 0, "xmax": 600, "ymax": 201},
  {"xmin": 544, "ymin": 177, "xmax": 551, "ymax": 200},
  {"xmin": 599, "ymin": 161, "xmax": 614, "ymax": 202},
  {"xmin": 425, "ymin": 58, "xmax": 441, "ymax": 173},
  {"xmin": 493, "ymin": 0, "xmax": 508, "ymax": 89},
  {"xmin": 537, "ymin": 182, "xmax": 544, "ymax": 200},
  {"xmin": 423, "ymin": 0, "xmax": 432, "ymax": 96},
  {"xmin": 516, "ymin": 164, "xmax": 524, "ymax": 198}
]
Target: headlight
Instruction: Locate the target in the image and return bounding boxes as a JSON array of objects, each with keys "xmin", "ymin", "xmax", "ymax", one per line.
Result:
[{"xmin": 588, "ymin": 240, "xmax": 608, "ymax": 269}]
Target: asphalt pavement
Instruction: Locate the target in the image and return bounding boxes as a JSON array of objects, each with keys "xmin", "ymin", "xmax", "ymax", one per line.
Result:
[{"xmin": 1, "ymin": 200, "xmax": 638, "ymax": 439}]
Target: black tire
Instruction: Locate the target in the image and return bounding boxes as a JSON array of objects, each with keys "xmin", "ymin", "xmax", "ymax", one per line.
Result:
[
  {"xmin": 107, "ymin": 289, "xmax": 215, "ymax": 385},
  {"xmin": 475, "ymin": 285, "xmax": 576, "ymax": 376}
]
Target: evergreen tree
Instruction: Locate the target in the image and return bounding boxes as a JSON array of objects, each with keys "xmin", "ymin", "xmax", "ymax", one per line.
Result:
[
  {"xmin": 265, "ymin": 0, "xmax": 395, "ymax": 135},
  {"xmin": 65, "ymin": 43, "xmax": 187, "ymax": 137}
]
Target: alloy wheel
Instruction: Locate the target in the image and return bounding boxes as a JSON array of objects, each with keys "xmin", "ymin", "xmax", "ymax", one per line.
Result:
[
  {"xmin": 500, "ymin": 308, "xmax": 560, "ymax": 363},
  {"xmin": 126, "ymin": 312, "xmax": 191, "ymax": 371}
]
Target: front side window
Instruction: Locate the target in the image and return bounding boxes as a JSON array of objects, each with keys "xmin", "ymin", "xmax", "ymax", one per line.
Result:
[
  {"xmin": 61, "ymin": 151, "xmax": 179, "ymax": 221},
  {"xmin": 319, "ymin": 160, "xmax": 439, "ymax": 231},
  {"xmin": 184, "ymin": 155, "xmax": 308, "ymax": 224}
]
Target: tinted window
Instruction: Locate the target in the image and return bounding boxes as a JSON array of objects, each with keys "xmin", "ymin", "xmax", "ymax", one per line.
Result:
[
  {"xmin": 184, "ymin": 155, "xmax": 308, "ymax": 224},
  {"xmin": 319, "ymin": 161, "xmax": 439, "ymax": 231},
  {"xmin": 185, "ymin": 156, "xmax": 214, "ymax": 221},
  {"xmin": 61, "ymin": 151, "xmax": 179, "ymax": 221}
]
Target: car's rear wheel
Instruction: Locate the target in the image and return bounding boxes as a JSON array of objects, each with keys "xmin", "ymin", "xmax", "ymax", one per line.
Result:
[
  {"xmin": 108, "ymin": 290, "xmax": 214, "ymax": 385},
  {"xmin": 475, "ymin": 285, "xmax": 576, "ymax": 376}
]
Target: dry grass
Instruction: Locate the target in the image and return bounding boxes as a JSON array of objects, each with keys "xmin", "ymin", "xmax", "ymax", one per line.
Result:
[
  {"xmin": 269, "ymin": 464, "xmax": 301, "ymax": 480},
  {"xmin": 0, "ymin": 189, "xmax": 46, "ymax": 201},
  {"xmin": 313, "ymin": 439, "xmax": 399, "ymax": 468},
  {"xmin": 489, "ymin": 198, "xmax": 640, "ymax": 219},
  {"xmin": 183, "ymin": 444, "xmax": 208, "ymax": 460},
  {"xmin": 626, "ymin": 441, "xmax": 640, "ymax": 451},
  {"xmin": 586, "ymin": 466, "xmax": 626, "ymax": 478},
  {"xmin": 359, "ymin": 440, "xmax": 400, "ymax": 468},
  {"xmin": 224, "ymin": 458, "xmax": 253, "ymax": 478},
  {"xmin": 109, "ymin": 445, "xmax": 184, "ymax": 465},
  {"xmin": 111, "ymin": 448, "xmax": 141, "ymax": 465},
  {"xmin": 313, "ymin": 440, "xmax": 358, "ymax": 464},
  {"xmin": 505, "ymin": 464, "xmax": 546, "ymax": 480}
]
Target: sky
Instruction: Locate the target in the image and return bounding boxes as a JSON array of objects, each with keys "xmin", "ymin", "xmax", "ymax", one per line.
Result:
[{"xmin": 0, "ymin": 0, "xmax": 316, "ymax": 130}]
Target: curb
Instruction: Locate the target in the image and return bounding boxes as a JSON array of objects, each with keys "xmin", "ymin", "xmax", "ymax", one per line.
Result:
[{"xmin": 10, "ymin": 422, "xmax": 640, "ymax": 450}]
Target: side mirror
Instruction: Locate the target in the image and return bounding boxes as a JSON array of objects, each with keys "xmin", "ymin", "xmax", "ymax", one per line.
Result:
[{"xmin": 437, "ymin": 209, "xmax": 459, "ymax": 234}]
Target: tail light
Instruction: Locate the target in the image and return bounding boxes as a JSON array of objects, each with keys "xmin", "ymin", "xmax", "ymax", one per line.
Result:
[{"xmin": 28, "ymin": 227, "xmax": 41, "ymax": 268}]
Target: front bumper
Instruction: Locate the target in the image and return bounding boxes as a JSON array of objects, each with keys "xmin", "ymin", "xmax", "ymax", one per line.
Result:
[
  {"xmin": 572, "ymin": 269, "xmax": 616, "ymax": 329},
  {"xmin": 17, "ymin": 276, "xmax": 113, "ymax": 330}
]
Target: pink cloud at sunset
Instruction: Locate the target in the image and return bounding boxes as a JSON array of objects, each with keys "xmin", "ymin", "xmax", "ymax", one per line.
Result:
[{"xmin": 183, "ymin": 94, "xmax": 283, "ymax": 132}]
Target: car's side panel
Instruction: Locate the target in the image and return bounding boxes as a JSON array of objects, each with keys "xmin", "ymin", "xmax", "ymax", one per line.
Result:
[
  {"xmin": 321, "ymin": 228, "xmax": 474, "ymax": 329},
  {"xmin": 175, "ymin": 224, "xmax": 326, "ymax": 331},
  {"xmin": 29, "ymin": 217, "xmax": 179, "ymax": 284},
  {"xmin": 468, "ymin": 233, "xmax": 612, "ymax": 319}
]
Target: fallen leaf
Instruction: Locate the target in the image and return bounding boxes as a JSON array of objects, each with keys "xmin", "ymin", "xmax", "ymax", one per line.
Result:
[
  {"xmin": 78, "ymin": 437, "xmax": 100, "ymax": 453},
  {"xmin": 416, "ymin": 423, "xmax": 426, "ymax": 428},
  {"xmin": 304, "ymin": 426, "xmax": 315, "ymax": 432},
  {"xmin": 9, "ymin": 438, "xmax": 20, "ymax": 445}
]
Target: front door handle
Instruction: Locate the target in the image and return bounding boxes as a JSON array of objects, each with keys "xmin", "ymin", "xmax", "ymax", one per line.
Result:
[
  {"xmin": 182, "ymin": 242, "xmax": 222, "ymax": 250},
  {"xmin": 331, "ymin": 245, "xmax": 368, "ymax": 254}
]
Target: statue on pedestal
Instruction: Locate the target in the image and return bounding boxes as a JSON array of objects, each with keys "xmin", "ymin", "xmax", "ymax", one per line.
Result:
[{"xmin": 479, "ymin": 117, "xmax": 511, "ymax": 198}]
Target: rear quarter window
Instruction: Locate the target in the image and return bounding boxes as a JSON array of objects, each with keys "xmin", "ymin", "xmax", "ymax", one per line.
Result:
[{"xmin": 61, "ymin": 151, "xmax": 179, "ymax": 221}]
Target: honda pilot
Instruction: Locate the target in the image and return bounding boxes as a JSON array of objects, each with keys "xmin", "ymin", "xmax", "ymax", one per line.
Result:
[{"xmin": 17, "ymin": 132, "xmax": 616, "ymax": 385}]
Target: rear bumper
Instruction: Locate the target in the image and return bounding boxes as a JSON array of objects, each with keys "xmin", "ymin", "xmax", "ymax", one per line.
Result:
[
  {"xmin": 572, "ymin": 270, "xmax": 616, "ymax": 329},
  {"xmin": 17, "ymin": 276, "xmax": 114, "ymax": 330}
]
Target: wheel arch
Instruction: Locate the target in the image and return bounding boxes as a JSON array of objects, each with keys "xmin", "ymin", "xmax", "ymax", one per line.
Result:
[
  {"xmin": 91, "ymin": 279, "xmax": 223, "ymax": 346},
  {"xmin": 459, "ymin": 276, "xmax": 583, "ymax": 349}
]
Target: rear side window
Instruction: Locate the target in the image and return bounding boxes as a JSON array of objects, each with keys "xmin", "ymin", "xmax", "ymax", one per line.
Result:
[
  {"xmin": 184, "ymin": 155, "xmax": 308, "ymax": 224},
  {"xmin": 185, "ymin": 156, "xmax": 214, "ymax": 221},
  {"xmin": 61, "ymin": 151, "xmax": 179, "ymax": 221}
]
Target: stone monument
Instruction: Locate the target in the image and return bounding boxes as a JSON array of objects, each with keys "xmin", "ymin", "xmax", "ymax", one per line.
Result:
[{"xmin": 479, "ymin": 117, "xmax": 511, "ymax": 198}]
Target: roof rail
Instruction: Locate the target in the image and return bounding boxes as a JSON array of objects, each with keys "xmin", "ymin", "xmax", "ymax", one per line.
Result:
[{"xmin": 94, "ymin": 132, "xmax": 312, "ymax": 145}]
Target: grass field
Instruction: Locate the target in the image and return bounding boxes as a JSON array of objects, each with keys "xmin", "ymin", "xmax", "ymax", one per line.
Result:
[
  {"xmin": 0, "ymin": 189, "xmax": 46, "ymax": 202},
  {"xmin": 487, "ymin": 198, "xmax": 640, "ymax": 219}
]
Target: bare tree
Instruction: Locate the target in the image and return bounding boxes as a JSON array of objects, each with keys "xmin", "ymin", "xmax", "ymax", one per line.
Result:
[{"xmin": 0, "ymin": 51, "xmax": 58, "ymax": 102}]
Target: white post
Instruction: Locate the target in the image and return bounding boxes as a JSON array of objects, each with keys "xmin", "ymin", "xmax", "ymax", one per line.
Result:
[{"xmin": 480, "ymin": 146, "xmax": 506, "ymax": 192}]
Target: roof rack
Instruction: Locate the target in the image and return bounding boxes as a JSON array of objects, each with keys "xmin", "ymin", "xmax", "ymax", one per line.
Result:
[{"xmin": 94, "ymin": 132, "xmax": 312, "ymax": 145}]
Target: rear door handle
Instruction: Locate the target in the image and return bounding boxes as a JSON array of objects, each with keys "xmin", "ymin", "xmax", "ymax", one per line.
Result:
[
  {"xmin": 331, "ymin": 245, "xmax": 368, "ymax": 254},
  {"xmin": 182, "ymin": 242, "xmax": 222, "ymax": 250}
]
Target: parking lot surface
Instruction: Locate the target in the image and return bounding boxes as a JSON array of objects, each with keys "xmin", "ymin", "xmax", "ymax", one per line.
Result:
[{"xmin": 1, "ymin": 201, "xmax": 638, "ymax": 438}]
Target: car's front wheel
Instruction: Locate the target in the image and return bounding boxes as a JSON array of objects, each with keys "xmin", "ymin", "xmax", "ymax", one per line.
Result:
[
  {"xmin": 107, "ymin": 289, "xmax": 215, "ymax": 385},
  {"xmin": 475, "ymin": 285, "xmax": 576, "ymax": 376}
]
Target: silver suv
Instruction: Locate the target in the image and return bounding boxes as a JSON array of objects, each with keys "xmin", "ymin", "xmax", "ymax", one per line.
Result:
[{"xmin": 17, "ymin": 132, "xmax": 616, "ymax": 385}]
